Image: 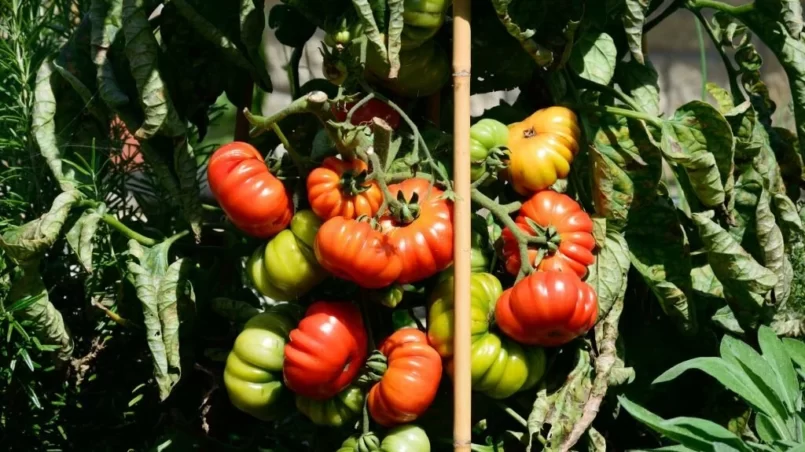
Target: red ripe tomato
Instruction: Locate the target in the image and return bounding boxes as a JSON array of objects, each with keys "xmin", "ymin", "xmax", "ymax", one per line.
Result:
[
  {"xmin": 367, "ymin": 328, "xmax": 442, "ymax": 427},
  {"xmin": 207, "ymin": 142, "xmax": 293, "ymax": 238},
  {"xmin": 307, "ymin": 157, "xmax": 383, "ymax": 220},
  {"xmin": 283, "ymin": 301, "xmax": 368, "ymax": 400},
  {"xmin": 379, "ymin": 178, "xmax": 453, "ymax": 284},
  {"xmin": 495, "ymin": 272, "xmax": 598, "ymax": 347},
  {"xmin": 314, "ymin": 217, "xmax": 402, "ymax": 288},
  {"xmin": 502, "ymin": 190, "xmax": 595, "ymax": 278},
  {"xmin": 331, "ymin": 98, "xmax": 401, "ymax": 129}
]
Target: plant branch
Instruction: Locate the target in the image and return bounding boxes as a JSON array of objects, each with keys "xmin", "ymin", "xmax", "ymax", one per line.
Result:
[
  {"xmin": 574, "ymin": 76, "xmax": 644, "ymax": 113},
  {"xmin": 574, "ymin": 104, "xmax": 664, "ymax": 127},
  {"xmin": 495, "ymin": 401, "xmax": 527, "ymax": 428},
  {"xmin": 559, "ymin": 296, "xmax": 625, "ymax": 451},
  {"xmin": 689, "ymin": 8, "xmax": 744, "ymax": 102},
  {"xmin": 645, "ymin": 0, "xmax": 685, "ymax": 33},
  {"xmin": 244, "ymin": 91, "xmax": 333, "ymax": 136},
  {"xmin": 471, "ymin": 188, "xmax": 532, "ymax": 280},
  {"xmin": 270, "ymin": 123, "xmax": 307, "ymax": 174},
  {"xmin": 102, "ymin": 214, "xmax": 156, "ymax": 246},
  {"xmin": 687, "ymin": 0, "xmax": 754, "ymax": 15}
]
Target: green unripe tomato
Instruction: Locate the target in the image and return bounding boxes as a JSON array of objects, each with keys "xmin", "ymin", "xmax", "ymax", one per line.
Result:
[
  {"xmin": 338, "ymin": 425, "xmax": 431, "ymax": 452},
  {"xmin": 366, "ymin": 39, "xmax": 449, "ymax": 98},
  {"xmin": 401, "ymin": 0, "xmax": 451, "ymax": 49},
  {"xmin": 470, "ymin": 118, "xmax": 509, "ymax": 162},
  {"xmin": 296, "ymin": 385, "xmax": 364, "ymax": 427},
  {"xmin": 247, "ymin": 210, "xmax": 327, "ymax": 300},
  {"xmin": 223, "ymin": 305, "xmax": 301, "ymax": 420}
]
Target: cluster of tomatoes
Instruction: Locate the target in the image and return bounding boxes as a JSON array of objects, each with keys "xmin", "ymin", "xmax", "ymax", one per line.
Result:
[{"xmin": 205, "ymin": 104, "xmax": 599, "ymax": 451}]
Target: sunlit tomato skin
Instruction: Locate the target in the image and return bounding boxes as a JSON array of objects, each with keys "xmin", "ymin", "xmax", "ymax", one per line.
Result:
[
  {"xmin": 283, "ymin": 301, "xmax": 368, "ymax": 400},
  {"xmin": 495, "ymin": 271, "xmax": 598, "ymax": 347},
  {"xmin": 296, "ymin": 385, "xmax": 364, "ymax": 427},
  {"xmin": 223, "ymin": 304, "xmax": 302, "ymax": 421},
  {"xmin": 337, "ymin": 425, "xmax": 431, "ymax": 452},
  {"xmin": 507, "ymin": 107, "xmax": 581, "ymax": 195},
  {"xmin": 247, "ymin": 210, "xmax": 327, "ymax": 300},
  {"xmin": 331, "ymin": 98, "xmax": 402, "ymax": 129},
  {"xmin": 470, "ymin": 118, "xmax": 509, "ymax": 162},
  {"xmin": 379, "ymin": 178, "xmax": 453, "ymax": 284},
  {"xmin": 366, "ymin": 39, "xmax": 449, "ymax": 98},
  {"xmin": 368, "ymin": 328, "xmax": 442, "ymax": 427},
  {"xmin": 401, "ymin": 0, "xmax": 450, "ymax": 49},
  {"xmin": 307, "ymin": 157, "xmax": 383, "ymax": 220},
  {"xmin": 314, "ymin": 217, "xmax": 403, "ymax": 288},
  {"xmin": 207, "ymin": 142, "xmax": 293, "ymax": 238},
  {"xmin": 502, "ymin": 190, "xmax": 595, "ymax": 278},
  {"xmin": 428, "ymin": 272, "xmax": 546, "ymax": 399}
]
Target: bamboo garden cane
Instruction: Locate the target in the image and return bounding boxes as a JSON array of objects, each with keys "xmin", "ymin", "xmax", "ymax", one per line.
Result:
[{"xmin": 452, "ymin": 0, "xmax": 472, "ymax": 450}]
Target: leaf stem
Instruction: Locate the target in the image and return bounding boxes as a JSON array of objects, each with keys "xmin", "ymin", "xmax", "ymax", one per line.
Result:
[
  {"xmin": 644, "ymin": 0, "xmax": 685, "ymax": 33},
  {"xmin": 575, "ymin": 104, "xmax": 664, "ymax": 127},
  {"xmin": 243, "ymin": 91, "xmax": 333, "ymax": 136},
  {"xmin": 687, "ymin": 0, "xmax": 754, "ymax": 15},
  {"xmin": 495, "ymin": 401, "xmax": 527, "ymax": 428},
  {"xmin": 694, "ymin": 14, "xmax": 708, "ymax": 101},
  {"xmin": 101, "ymin": 214, "xmax": 156, "ymax": 246},
  {"xmin": 471, "ymin": 188, "xmax": 533, "ymax": 279},
  {"xmin": 689, "ymin": 9, "xmax": 744, "ymax": 103},
  {"xmin": 574, "ymin": 76, "xmax": 644, "ymax": 113},
  {"xmin": 270, "ymin": 123, "xmax": 307, "ymax": 174}
]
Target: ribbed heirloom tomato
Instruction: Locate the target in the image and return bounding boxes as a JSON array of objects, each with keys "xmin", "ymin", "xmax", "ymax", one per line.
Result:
[
  {"xmin": 401, "ymin": 0, "xmax": 450, "ymax": 49},
  {"xmin": 223, "ymin": 304, "xmax": 301, "ymax": 421},
  {"xmin": 207, "ymin": 142, "xmax": 293, "ymax": 238},
  {"xmin": 246, "ymin": 210, "xmax": 326, "ymax": 300},
  {"xmin": 470, "ymin": 118, "xmax": 509, "ymax": 182},
  {"xmin": 496, "ymin": 271, "xmax": 598, "ymax": 347},
  {"xmin": 283, "ymin": 301, "xmax": 368, "ymax": 400},
  {"xmin": 307, "ymin": 157, "xmax": 383, "ymax": 220},
  {"xmin": 296, "ymin": 385, "xmax": 364, "ymax": 427},
  {"xmin": 367, "ymin": 328, "xmax": 442, "ymax": 427},
  {"xmin": 314, "ymin": 217, "xmax": 402, "ymax": 288},
  {"xmin": 428, "ymin": 272, "xmax": 546, "ymax": 399},
  {"xmin": 380, "ymin": 178, "xmax": 453, "ymax": 284},
  {"xmin": 507, "ymin": 107, "xmax": 581, "ymax": 195},
  {"xmin": 502, "ymin": 190, "xmax": 595, "ymax": 278},
  {"xmin": 337, "ymin": 425, "xmax": 431, "ymax": 452}
]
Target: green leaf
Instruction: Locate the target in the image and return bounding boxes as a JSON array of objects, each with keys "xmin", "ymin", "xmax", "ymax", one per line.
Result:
[
  {"xmin": 569, "ymin": 31, "xmax": 617, "ymax": 86},
  {"xmin": 0, "ymin": 190, "xmax": 82, "ymax": 262},
  {"xmin": 386, "ymin": 0, "xmax": 403, "ymax": 78},
  {"xmin": 66, "ymin": 205, "xmax": 106, "ymax": 273},
  {"xmin": 527, "ymin": 348, "xmax": 592, "ymax": 451},
  {"xmin": 352, "ymin": 0, "xmax": 388, "ymax": 72},
  {"xmin": 756, "ymin": 191, "xmax": 792, "ymax": 304},
  {"xmin": 754, "ymin": 413, "xmax": 781, "ymax": 444},
  {"xmin": 711, "ymin": 306, "xmax": 745, "ymax": 335},
  {"xmin": 586, "ymin": 231, "xmax": 629, "ymax": 319},
  {"xmin": 127, "ymin": 238, "xmax": 193, "ymax": 400},
  {"xmin": 707, "ymin": 82, "xmax": 736, "ymax": 113},
  {"xmin": 692, "ymin": 212, "xmax": 776, "ymax": 328},
  {"xmin": 758, "ymin": 326, "xmax": 799, "ymax": 415},
  {"xmin": 618, "ymin": 397, "xmax": 751, "ymax": 451},
  {"xmin": 756, "ymin": 0, "xmax": 803, "ymax": 39},
  {"xmin": 661, "ymin": 101, "xmax": 735, "ymax": 208},
  {"xmin": 771, "ymin": 193, "xmax": 804, "ymax": 245},
  {"xmin": 738, "ymin": 9, "xmax": 805, "ymax": 166},
  {"xmin": 627, "ymin": 196, "xmax": 695, "ymax": 332},
  {"xmin": 172, "ymin": 0, "xmax": 271, "ymax": 91},
  {"xmin": 90, "ymin": 0, "xmax": 130, "ymax": 107},
  {"xmin": 173, "ymin": 139, "xmax": 202, "ymax": 241},
  {"xmin": 6, "ymin": 262, "xmax": 74, "ymax": 363},
  {"xmin": 32, "ymin": 60, "xmax": 76, "ymax": 192},
  {"xmin": 719, "ymin": 335, "xmax": 789, "ymax": 420},
  {"xmin": 122, "ymin": 0, "xmax": 185, "ymax": 140},
  {"xmin": 268, "ymin": 4, "xmax": 316, "ymax": 48},
  {"xmin": 782, "ymin": 338, "xmax": 805, "ymax": 371},
  {"xmin": 209, "ymin": 297, "xmax": 260, "ymax": 323},
  {"xmin": 616, "ymin": 59, "xmax": 661, "ymax": 116},
  {"xmin": 622, "ymin": 0, "xmax": 650, "ymax": 65},
  {"xmin": 653, "ymin": 357, "xmax": 778, "ymax": 420}
]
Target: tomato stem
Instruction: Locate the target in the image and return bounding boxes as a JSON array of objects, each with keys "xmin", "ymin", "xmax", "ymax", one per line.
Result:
[
  {"xmin": 471, "ymin": 188, "xmax": 533, "ymax": 280},
  {"xmin": 270, "ymin": 123, "xmax": 307, "ymax": 175},
  {"xmin": 346, "ymin": 93, "xmax": 375, "ymax": 124},
  {"xmin": 494, "ymin": 401, "xmax": 527, "ymax": 428}
]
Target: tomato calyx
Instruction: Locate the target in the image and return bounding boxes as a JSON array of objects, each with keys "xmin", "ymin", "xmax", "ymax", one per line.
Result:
[
  {"xmin": 389, "ymin": 191, "xmax": 421, "ymax": 224},
  {"xmin": 340, "ymin": 168, "xmax": 373, "ymax": 195},
  {"xmin": 357, "ymin": 350, "xmax": 388, "ymax": 385},
  {"xmin": 524, "ymin": 217, "xmax": 562, "ymax": 252}
]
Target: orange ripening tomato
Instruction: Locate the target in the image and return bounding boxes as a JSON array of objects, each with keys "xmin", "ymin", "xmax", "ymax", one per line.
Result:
[
  {"xmin": 207, "ymin": 142, "xmax": 293, "ymax": 238},
  {"xmin": 507, "ymin": 107, "xmax": 581, "ymax": 195},
  {"xmin": 314, "ymin": 217, "xmax": 403, "ymax": 288},
  {"xmin": 368, "ymin": 328, "xmax": 442, "ymax": 427},
  {"xmin": 307, "ymin": 157, "xmax": 383, "ymax": 220},
  {"xmin": 495, "ymin": 271, "xmax": 598, "ymax": 347},
  {"xmin": 283, "ymin": 301, "xmax": 368, "ymax": 400},
  {"xmin": 379, "ymin": 178, "xmax": 453, "ymax": 284},
  {"xmin": 502, "ymin": 190, "xmax": 595, "ymax": 278}
]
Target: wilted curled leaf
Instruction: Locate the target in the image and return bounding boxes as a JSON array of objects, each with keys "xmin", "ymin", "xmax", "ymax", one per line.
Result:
[
  {"xmin": 66, "ymin": 204, "xmax": 106, "ymax": 273},
  {"xmin": 622, "ymin": 0, "xmax": 650, "ymax": 65},
  {"xmin": 127, "ymin": 238, "xmax": 193, "ymax": 401},
  {"xmin": 173, "ymin": 139, "xmax": 203, "ymax": 241},
  {"xmin": 693, "ymin": 212, "xmax": 777, "ymax": 329},
  {"xmin": 89, "ymin": 0, "xmax": 130, "ymax": 108},
  {"xmin": 0, "ymin": 190, "xmax": 82, "ymax": 262},
  {"xmin": 586, "ymin": 231, "xmax": 629, "ymax": 319},
  {"xmin": 756, "ymin": 191, "xmax": 792, "ymax": 305},
  {"xmin": 32, "ymin": 60, "xmax": 76, "ymax": 192},
  {"xmin": 616, "ymin": 59, "xmax": 661, "ymax": 117}
]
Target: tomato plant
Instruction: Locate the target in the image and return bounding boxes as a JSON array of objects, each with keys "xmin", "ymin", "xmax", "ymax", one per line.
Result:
[{"xmin": 10, "ymin": 0, "xmax": 805, "ymax": 450}]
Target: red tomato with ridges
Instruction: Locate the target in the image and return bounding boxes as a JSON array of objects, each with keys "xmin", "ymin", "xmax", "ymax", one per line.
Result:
[
  {"xmin": 331, "ymin": 98, "xmax": 402, "ymax": 129},
  {"xmin": 307, "ymin": 157, "xmax": 383, "ymax": 220},
  {"xmin": 283, "ymin": 301, "xmax": 368, "ymax": 400},
  {"xmin": 367, "ymin": 328, "xmax": 442, "ymax": 427},
  {"xmin": 379, "ymin": 178, "xmax": 453, "ymax": 284},
  {"xmin": 502, "ymin": 190, "xmax": 595, "ymax": 277},
  {"xmin": 495, "ymin": 271, "xmax": 598, "ymax": 347},
  {"xmin": 314, "ymin": 217, "xmax": 403, "ymax": 288},
  {"xmin": 207, "ymin": 142, "xmax": 293, "ymax": 238}
]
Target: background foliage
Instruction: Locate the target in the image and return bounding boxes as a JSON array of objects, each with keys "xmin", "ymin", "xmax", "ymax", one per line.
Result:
[{"xmin": 3, "ymin": 0, "xmax": 805, "ymax": 450}]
